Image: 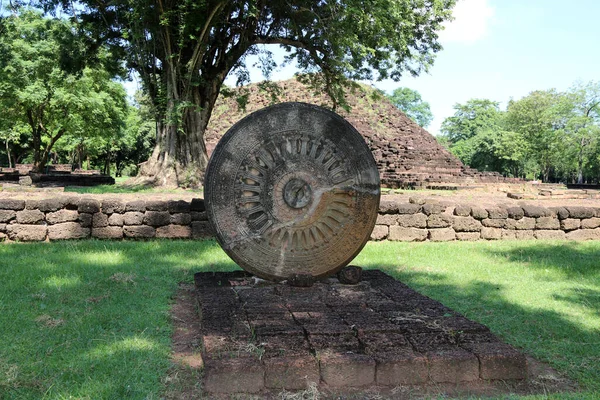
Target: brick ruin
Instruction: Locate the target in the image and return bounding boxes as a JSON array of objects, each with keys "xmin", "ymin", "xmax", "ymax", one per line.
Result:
[{"xmin": 205, "ymin": 79, "xmax": 520, "ymax": 189}]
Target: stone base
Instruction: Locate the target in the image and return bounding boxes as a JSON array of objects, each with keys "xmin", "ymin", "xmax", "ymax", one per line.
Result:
[{"xmin": 195, "ymin": 270, "xmax": 528, "ymax": 395}]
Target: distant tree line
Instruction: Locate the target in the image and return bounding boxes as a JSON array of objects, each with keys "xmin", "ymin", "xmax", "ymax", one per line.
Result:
[{"xmin": 438, "ymin": 82, "xmax": 600, "ymax": 184}]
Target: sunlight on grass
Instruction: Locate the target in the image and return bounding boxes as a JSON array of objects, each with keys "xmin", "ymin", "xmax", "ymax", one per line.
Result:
[
  {"xmin": 1, "ymin": 239, "xmax": 599, "ymax": 398},
  {"xmin": 44, "ymin": 275, "xmax": 82, "ymax": 289}
]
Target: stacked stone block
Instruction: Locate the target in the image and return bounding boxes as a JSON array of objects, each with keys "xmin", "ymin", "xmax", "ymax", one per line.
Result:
[
  {"xmin": 371, "ymin": 199, "xmax": 600, "ymax": 242},
  {"xmin": 0, "ymin": 197, "xmax": 211, "ymax": 242}
]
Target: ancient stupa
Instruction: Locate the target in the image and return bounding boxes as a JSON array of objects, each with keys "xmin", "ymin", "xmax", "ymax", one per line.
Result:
[{"xmin": 205, "ymin": 78, "xmax": 512, "ymax": 189}]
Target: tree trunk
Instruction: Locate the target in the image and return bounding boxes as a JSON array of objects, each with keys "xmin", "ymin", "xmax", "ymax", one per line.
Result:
[
  {"xmin": 5, "ymin": 141, "xmax": 12, "ymax": 168},
  {"xmin": 138, "ymin": 85, "xmax": 218, "ymax": 188},
  {"xmin": 577, "ymin": 139, "xmax": 585, "ymax": 184}
]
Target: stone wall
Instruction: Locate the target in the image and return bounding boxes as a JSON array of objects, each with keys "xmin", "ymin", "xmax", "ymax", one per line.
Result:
[
  {"xmin": 371, "ymin": 199, "xmax": 600, "ymax": 242},
  {"xmin": 0, "ymin": 197, "xmax": 211, "ymax": 242},
  {"xmin": 1, "ymin": 197, "xmax": 599, "ymax": 243}
]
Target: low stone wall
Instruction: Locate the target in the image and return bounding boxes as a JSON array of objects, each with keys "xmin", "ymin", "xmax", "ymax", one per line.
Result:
[
  {"xmin": 1, "ymin": 196, "xmax": 599, "ymax": 242},
  {"xmin": 0, "ymin": 197, "xmax": 211, "ymax": 242},
  {"xmin": 372, "ymin": 199, "xmax": 600, "ymax": 242}
]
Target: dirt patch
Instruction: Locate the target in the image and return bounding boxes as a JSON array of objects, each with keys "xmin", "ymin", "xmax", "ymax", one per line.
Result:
[{"xmin": 166, "ymin": 272, "xmax": 579, "ymax": 399}]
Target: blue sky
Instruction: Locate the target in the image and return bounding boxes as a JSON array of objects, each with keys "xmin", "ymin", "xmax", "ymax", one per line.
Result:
[{"xmin": 224, "ymin": 0, "xmax": 600, "ymax": 135}]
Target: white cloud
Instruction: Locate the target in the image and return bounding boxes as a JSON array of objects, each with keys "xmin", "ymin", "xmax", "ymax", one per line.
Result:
[{"xmin": 439, "ymin": 0, "xmax": 494, "ymax": 44}]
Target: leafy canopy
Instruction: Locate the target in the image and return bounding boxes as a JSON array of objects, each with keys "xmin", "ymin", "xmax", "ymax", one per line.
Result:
[{"xmin": 387, "ymin": 87, "xmax": 433, "ymax": 128}]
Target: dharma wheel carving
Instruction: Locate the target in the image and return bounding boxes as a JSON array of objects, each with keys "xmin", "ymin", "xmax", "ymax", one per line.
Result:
[{"xmin": 205, "ymin": 102, "xmax": 380, "ymax": 281}]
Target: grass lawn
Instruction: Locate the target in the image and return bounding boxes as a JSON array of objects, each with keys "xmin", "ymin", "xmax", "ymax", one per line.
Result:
[
  {"xmin": 0, "ymin": 240, "xmax": 599, "ymax": 399},
  {"xmin": 64, "ymin": 177, "xmax": 204, "ymax": 195}
]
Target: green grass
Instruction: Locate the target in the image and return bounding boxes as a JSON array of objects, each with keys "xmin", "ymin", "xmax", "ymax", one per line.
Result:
[
  {"xmin": 1, "ymin": 240, "xmax": 599, "ymax": 399},
  {"xmin": 64, "ymin": 177, "xmax": 204, "ymax": 195}
]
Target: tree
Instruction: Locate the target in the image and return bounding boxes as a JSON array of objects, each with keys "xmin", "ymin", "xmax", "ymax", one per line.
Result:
[
  {"xmin": 41, "ymin": 0, "xmax": 456, "ymax": 186},
  {"xmin": 441, "ymin": 99, "xmax": 503, "ymax": 142},
  {"xmin": 387, "ymin": 87, "xmax": 433, "ymax": 127},
  {"xmin": 505, "ymin": 90, "xmax": 564, "ymax": 182},
  {"xmin": 0, "ymin": 10, "xmax": 127, "ymax": 172}
]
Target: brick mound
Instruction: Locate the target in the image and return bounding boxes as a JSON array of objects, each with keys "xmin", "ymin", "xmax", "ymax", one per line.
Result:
[
  {"xmin": 205, "ymin": 79, "xmax": 520, "ymax": 189},
  {"xmin": 195, "ymin": 270, "xmax": 529, "ymax": 396}
]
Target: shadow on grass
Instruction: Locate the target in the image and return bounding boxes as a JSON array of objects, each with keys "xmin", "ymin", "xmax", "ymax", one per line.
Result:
[{"xmin": 0, "ymin": 239, "xmax": 236, "ymax": 399}]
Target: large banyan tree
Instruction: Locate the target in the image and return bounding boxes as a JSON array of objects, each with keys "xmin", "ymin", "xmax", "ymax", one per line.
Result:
[{"xmin": 41, "ymin": 0, "xmax": 455, "ymax": 186}]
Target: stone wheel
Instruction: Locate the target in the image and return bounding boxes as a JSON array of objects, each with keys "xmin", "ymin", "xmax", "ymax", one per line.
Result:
[{"xmin": 205, "ymin": 102, "xmax": 380, "ymax": 281}]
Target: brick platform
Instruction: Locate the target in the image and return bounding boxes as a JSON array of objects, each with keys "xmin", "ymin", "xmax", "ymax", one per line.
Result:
[{"xmin": 194, "ymin": 270, "xmax": 527, "ymax": 395}]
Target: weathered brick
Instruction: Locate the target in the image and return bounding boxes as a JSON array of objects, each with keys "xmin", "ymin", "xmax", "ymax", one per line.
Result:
[
  {"xmin": 471, "ymin": 207, "xmax": 488, "ymax": 220},
  {"xmin": 0, "ymin": 199, "xmax": 25, "ymax": 210},
  {"xmin": 453, "ymin": 205, "xmax": 471, "ymax": 217},
  {"xmin": 168, "ymin": 200, "xmax": 191, "ymax": 213},
  {"xmin": 370, "ymin": 225, "xmax": 388, "ymax": 241},
  {"xmin": 534, "ymin": 230, "xmax": 566, "ymax": 240},
  {"xmin": 123, "ymin": 211, "xmax": 144, "ymax": 226},
  {"xmin": 78, "ymin": 198, "xmax": 101, "ymax": 213},
  {"xmin": 92, "ymin": 226, "xmax": 123, "ymax": 239},
  {"xmin": 78, "ymin": 213, "xmax": 93, "ymax": 228},
  {"xmin": 6, "ymin": 224, "xmax": 47, "ymax": 241},
  {"xmin": 422, "ymin": 203, "xmax": 444, "ymax": 215},
  {"xmin": 0, "ymin": 210, "xmax": 16, "ymax": 223},
  {"xmin": 92, "ymin": 212, "xmax": 109, "ymax": 228},
  {"xmin": 190, "ymin": 198, "xmax": 205, "ymax": 212},
  {"xmin": 481, "ymin": 227, "xmax": 502, "ymax": 240},
  {"xmin": 453, "ymin": 216, "xmax": 482, "ymax": 232},
  {"xmin": 101, "ymin": 198, "xmax": 126, "ymax": 214},
  {"xmin": 191, "ymin": 211, "xmax": 207, "ymax": 221},
  {"xmin": 145, "ymin": 200, "xmax": 168, "ymax": 211},
  {"xmin": 124, "ymin": 225, "xmax": 156, "ymax": 238},
  {"xmin": 48, "ymin": 223, "xmax": 90, "ymax": 240},
  {"xmin": 565, "ymin": 206, "xmax": 594, "ymax": 219},
  {"xmin": 191, "ymin": 221, "xmax": 213, "ymax": 239},
  {"xmin": 16, "ymin": 209, "xmax": 45, "ymax": 224},
  {"xmin": 456, "ymin": 232, "xmax": 481, "ymax": 241},
  {"xmin": 388, "ymin": 227, "xmax": 427, "ymax": 242},
  {"xmin": 466, "ymin": 342, "xmax": 527, "ymax": 380},
  {"xmin": 26, "ymin": 198, "xmax": 66, "ymax": 212},
  {"xmin": 429, "ymin": 228, "xmax": 456, "ymax": 242},
  {"xmin": 376, "ymin": 214, "xmax": 398, "ymax": 226},
  {"xmin": 46, "ymin": 209, "xmax": 78, "ymax": 225},
  {"xmin": 319, "ymin": 353, "xmax": 375, "ymax": 388},
  {"xmin": 397, "ymin": 203, "xmax": 420, "ymax": 214},
  {"xmin": 397, "ymin": 213, "xmax": 427, "ymax": 228},
  {"xmin": 428, "ymin": 349, "xmax": 479, "ymax": 383},
  {"xmin": 170, "ymin": 213, "xmax": 191, "ymax": 225},
  {"xmin": 486, "ymin": 207, "xmax": 508, "ymax": 219},
  {"xmin": 536, "ymin": 217, "xmax": 560, "ymax": 230},
  {"xmin": 566, "ymin": 229, "xmax": 600, "ymax": 240},
  {"xmin": 144, "ymin": 211, "xmax": 171, "ymax": 227},
  {"xmin": 581, "ymin": 217, "xmax": 600, "ymax": 229},
  {"xmin": 515, "ymin": 230, "xmax": 535, "ymax": 240},
  {"xmin": 561, "ymin": 218, "xmax": 581, "ymax": 231},
  {"xmin": 506, "ymin": 207, "xmax": 524, "ymax": 220},
  {"xmin": 501, "ymin": 230, "xmax": 517, "ymax": 240},
  {"xmin": 550, "ymin": 207, "xmax": 569, "ymax": 220},
  {"xmin": 125, "ymin": 200, "xmax": 146, "ymax": 212},
  {"xmin": 375, "ymin": 350, "xmax": 428, "ymax": 385},
  {"xmin": 264, "ymin": 356, "xmax": 319, "ymax": 390},
  {"xmin": 427, "ymin": 214, "xmax": 452, "ymax": 228},
  {"xmin": 482, "ymin": 218, "xmax": 506, "ymax": 228},
  {"xmin": 378, "ymin": 199, "xmax": 399, "ymax": 214},
  {"xmin": 203, "ymin": 358, "xmax": 264, "ymax": 394},
  {"xmin": 522, "ymin": 205, "xmax": 551, "ymax": 218},
  {"xmin": 156, "ymin": 224, "xmax": 192, "ymax": 238},
  {"xmin": 107, "ymin": 213, "xmax": 124, "ymax": 226},
  {"xmin": 0, "ymin": 223, "xmax": 6, "ymax": 233},
  {"xmin": 514, "ymin": 217, "xmax": 536, "ymax": 230}
]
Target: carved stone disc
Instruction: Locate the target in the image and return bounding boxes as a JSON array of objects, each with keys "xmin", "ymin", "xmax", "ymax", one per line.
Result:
[{"xmin": 205, "ymin": 102, "xmax": 380, "ymax": 281}]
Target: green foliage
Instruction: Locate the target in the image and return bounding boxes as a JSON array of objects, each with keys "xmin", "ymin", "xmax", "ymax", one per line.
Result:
[
  {"xmin": 0, "ymin": 10, "xmax": 127, "ymax": 171},
  {"xmin": 38, "ymin": 0, "xmax": 457, "ymax": 182},
  {"xmin": 441, "ymin": 82, "xmax": 600, "ymax": 182},
  {"xmin": 387, "ymin": 87, "xmax": 433, "ymax": 127}
]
